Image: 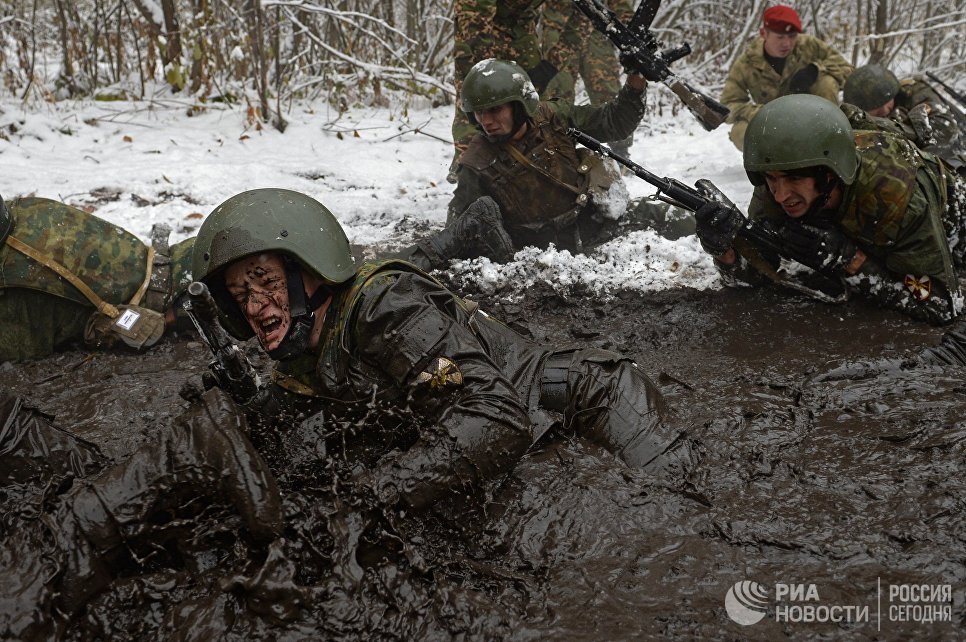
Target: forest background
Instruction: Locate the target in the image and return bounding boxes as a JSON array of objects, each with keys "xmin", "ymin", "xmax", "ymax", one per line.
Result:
[{"xmin": 2, "ymin": 0, "xmax": 964, "ymax": 132}]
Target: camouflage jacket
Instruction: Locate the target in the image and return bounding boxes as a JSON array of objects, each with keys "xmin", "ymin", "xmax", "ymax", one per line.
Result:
[
  {"xmin": 272, "ymin": 260, "xmax": 550, "ymax": 509},
  {"xmin": 729, "ymin": 130, "xmax": 960, "ymax": 324},
  {"xmin": 0, "ymin": 197, "xmax": 194, "ymax": 360},
  {"xmin": 449, "ymin": 83, "xmax": 644, "ymax": 251},
  {"xmin": 0, "ymin": 197, "xmax": 193, "ymax": 307},
  {"xmin": 721, "ymin": 34, "xmax": 853, "ymax": 126}
]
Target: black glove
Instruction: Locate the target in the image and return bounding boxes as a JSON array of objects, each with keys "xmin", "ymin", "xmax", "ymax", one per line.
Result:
[
  {"xmin": 789, "ymin": 63, "xmax": 819, "ymax": 93},
  {"xmin": 695, "ymin": 201, "xmax": 746, "ymax": 257},
  {"xmin": 619, "ymin": 53, "xmax": 665, "ymax": 83},
  {"xmin": 694, "ymin": 179, "xmax": 746, "ymax": 256},
  {"xmin": 777, "ymin": 220, "xmax": 858, "ymax": 275},
  {"xmin": 526, "ymin": 60, "xmax": 558, "ymax": 94}
]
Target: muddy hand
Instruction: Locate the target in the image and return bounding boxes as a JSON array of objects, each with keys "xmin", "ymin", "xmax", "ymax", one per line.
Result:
[{"xmin": 180, "ymin": 387, "xmax": 284, "ymax": 541}]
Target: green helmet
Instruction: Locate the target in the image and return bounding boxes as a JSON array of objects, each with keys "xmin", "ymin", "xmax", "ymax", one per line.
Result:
[
  {"xmin": 743, "ymin": 95, "xmax": 859, "ymax": 186},
  {"xmin": 460, "ymin": 59, "xmax": 540, "ymax": 120},
  {"xmin": 0, "ymin": 195, "xmax": 11, "ymax": 245},
  {"xmin": 193, "ymin": 188, "xmax": 356, "ymax": 341},
  {"xmin": 843, "ymin": 64, "xmax": 900, "ymax": 111}
]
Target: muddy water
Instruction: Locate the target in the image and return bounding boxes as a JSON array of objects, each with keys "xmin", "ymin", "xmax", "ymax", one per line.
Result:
[{"xmin": 1, "ymin": 284, "xmax": 963, "ymax": 639}]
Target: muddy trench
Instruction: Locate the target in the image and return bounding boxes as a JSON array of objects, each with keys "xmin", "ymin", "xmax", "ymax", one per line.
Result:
[{"xmin": 1, "ymin": 279, "xmax": 963, "ymax": 640}]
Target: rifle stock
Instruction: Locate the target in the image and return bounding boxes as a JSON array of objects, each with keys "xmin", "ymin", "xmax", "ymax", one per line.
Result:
[
  {"xmin": 572, "ymin": 0, "xmax": 729, "ymax": 131},
  {"xmin": 184, "ymin": 281, "xmax": 262, "ymax": 405}
]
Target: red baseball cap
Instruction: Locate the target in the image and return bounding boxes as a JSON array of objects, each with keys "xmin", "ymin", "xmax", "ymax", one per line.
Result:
[{"xmin": 763, "ymin": 5, "xmax": 803, "ymax": 33}]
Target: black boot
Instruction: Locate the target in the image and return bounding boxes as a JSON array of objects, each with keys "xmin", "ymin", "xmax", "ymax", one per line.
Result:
[
  {"xmin": 47, "ymin": 387, "xmax": 283, "ymax": 614},
  {"xmin": 412, "ymin": 196, "xmax": 515, "ymax": 269}
]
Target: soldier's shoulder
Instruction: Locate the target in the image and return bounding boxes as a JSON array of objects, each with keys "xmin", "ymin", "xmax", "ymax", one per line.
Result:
[{"xmin": 729, "ymin": 40, "xmax": 765, "ymax": 72}]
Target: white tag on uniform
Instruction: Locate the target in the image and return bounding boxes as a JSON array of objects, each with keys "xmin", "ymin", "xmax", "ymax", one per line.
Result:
[{"xmin": 115, "ymin": 308, "xmax": 142, "ymax": 330}]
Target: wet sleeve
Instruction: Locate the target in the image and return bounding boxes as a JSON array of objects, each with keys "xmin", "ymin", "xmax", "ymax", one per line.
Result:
[
  {"xmin": 350, "ymin": 273, "xmax": 532, "ymax": 510},
  {"xmin": 845, "ymin": 255, "xmax": 961, "ymax": 325},
  {"xmin": 720, "ymin": 58, "xmax": 758, "ymax": 125},
  {"xmin": 447, "ymin": 167, "xmax": 488, "ymax": 224},
  {"xmin": 560, "ymin": 82, "xmax": 646, "ymax": 142}
]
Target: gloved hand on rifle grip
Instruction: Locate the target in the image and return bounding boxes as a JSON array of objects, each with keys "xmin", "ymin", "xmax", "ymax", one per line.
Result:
[
  {"xmin": 619, "ymin": 53, "xmax": 665, "ymax": 83},
  {"xmin": 789, "ymin": 63, "xmax": 819, "ymax": 93},
  {"xmin": 777, "ymin": 220, "xmax": 858, "ymax": 276},
  {"xmin": 694, "ymin": 179, "xmax": 746, "ymax": 257}
]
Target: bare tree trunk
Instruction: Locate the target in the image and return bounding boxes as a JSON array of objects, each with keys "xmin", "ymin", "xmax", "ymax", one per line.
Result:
[
  {"xmin": 20, "ymin": 0, "xmax": 38, "ymax": 99},
  {"xmin": 868, "ymin": 0, "xmax": 888, "ymax": 63},
  {"xmin": 189, "ymin": 0, "xmax": 211, "ymax": 95},
  {"xmin": 247, "ymin": 0, "xmax": 271, "ymax": 125},
  {"xmin": 161, "ymin": 0, "xmax": 184, "ymax": 89},
  {"xmin": 52, "ymin": 0, "xmax": 78, "ymax": 95}
]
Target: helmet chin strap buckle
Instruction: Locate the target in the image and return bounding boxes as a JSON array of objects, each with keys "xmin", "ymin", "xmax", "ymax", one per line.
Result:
[{"xmin": 266, "ymin": 258, "xmax": 315, "ymax": 360}]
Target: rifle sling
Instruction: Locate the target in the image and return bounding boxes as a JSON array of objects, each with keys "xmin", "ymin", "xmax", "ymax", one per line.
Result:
[
  {"xmin": 4, "ymin": 235, "xmax": 156, "ymax": 317},
  {"xmin": 504, "ymin": 143, "xmax": 584, "ymax": 196}
]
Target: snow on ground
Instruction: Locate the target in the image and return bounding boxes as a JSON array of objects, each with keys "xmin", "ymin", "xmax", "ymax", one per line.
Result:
[{"xmin": 0, "ymin": 90, "xmax": 750, "ymax": 298}]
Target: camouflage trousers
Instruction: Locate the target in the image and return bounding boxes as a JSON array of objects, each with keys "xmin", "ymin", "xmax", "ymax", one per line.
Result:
[{"xmin": 452, "ymin": 0, "xmax": 542, "ymax": 153}]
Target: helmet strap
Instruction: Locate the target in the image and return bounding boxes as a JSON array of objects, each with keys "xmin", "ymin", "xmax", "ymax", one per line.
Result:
[
  {"xmin": 805, "ymin": 170, "xmax": 840, "ymax": 218},
  {"xmin": 266, "ymin": 257, "xmax": 328, "ymax": 360}
]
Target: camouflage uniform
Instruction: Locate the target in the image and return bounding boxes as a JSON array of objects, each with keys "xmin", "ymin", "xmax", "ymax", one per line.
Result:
[
  {"xmin": 448, "ymin": 82, "xmax": 645, "ymax": 253},
  {"xmin": 721, "ymin": 34, "xmax": 853, "ymax": 150},
  {"xmin": 452, "ymin": 0, "xmax": 544, "ymax": 154},
  {"xmin": 723, "ymin": 129, "xmax": 966, "ymax": 324},
  {"xmin": 538, "ymin": 0, "xmax": 631, "ymax": 105},
  {"xmin": 268, "ymin": 260, "xmax": 691, "ymax": 507},
  {"xmin": 0, "ymin": 197, "xmax": 194, "ymax": 361}
]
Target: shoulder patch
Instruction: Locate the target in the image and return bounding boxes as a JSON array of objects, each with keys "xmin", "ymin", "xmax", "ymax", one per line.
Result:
[
  {"xmin": 412, "ymin": 356, "xmax": 464, "ymax": 389},
  {"xmin": 904, "ymin": 274, "xmax": 932, "ymax": 301}
]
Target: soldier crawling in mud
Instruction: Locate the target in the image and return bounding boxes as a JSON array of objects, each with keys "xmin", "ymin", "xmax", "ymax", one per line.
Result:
[
  {"xmin": 191, "ymin": 188, "xmax": 694, "ymax": 512},
  {"xmin": 401, "ymin": 58, "xmax": 691, "ymax": 272},
  {"xmin": 0, "ymin": 195, "xmax": 194, "ymax": 362},
  {"xmin": 720, "ymin": 4, "xmax": 852, "ymax": 151},
  {"xmin": 0, "ymin": 388, "xmax": 282, "ymax": 639},
  {"xmin": 694, "ymin": 95, "xmax": 966, "ymax": 325},
  {"xmin": 842, "ymin": 64, "xmax": 965, "ymax": 171}
]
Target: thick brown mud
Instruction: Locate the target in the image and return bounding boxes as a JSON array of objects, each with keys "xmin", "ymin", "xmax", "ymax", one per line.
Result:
[{"xmin": 1, "ymin": 283, "xmax": 963, "ymax": 639}]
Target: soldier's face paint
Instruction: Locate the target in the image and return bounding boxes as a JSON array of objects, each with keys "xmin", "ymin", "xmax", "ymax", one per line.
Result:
[
  {"xmin": 867, "ymin": 98, "xmax": 895, "ymax": 118},
  {"xmin": 224, "ymin": 253, "xmax": 292, "ymax": 352},
  {"xmin": 474, "ymin": 103, "xmax": 517, "ymax": 140},
  {"xmin": 764, "ymin": 171, "xmax": 821, "ymax": 218},
  {"xmin": 760, "ymin": 29, "xmax": 798, "ymax": 58}
]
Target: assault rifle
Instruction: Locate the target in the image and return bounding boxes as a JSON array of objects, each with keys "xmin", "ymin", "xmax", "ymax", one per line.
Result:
[
  {"xmin": 925, "ymin": 72, "xmax": 966, "ymax": 110},
  {"xmin": 572, "ymin": 0, "xmax": 729, "ymax": 131},
  {"xmin": 184, "ymin": 281, "xmax": 264, "ymax": 406},
  {"xmin": 567, "ymin": 128, "xmax": 849, "ymax": 303}
]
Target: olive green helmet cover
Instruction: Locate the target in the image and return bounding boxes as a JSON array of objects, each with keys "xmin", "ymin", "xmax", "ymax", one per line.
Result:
[
  {"xmin": 743, "ymin": 95, "xmax": 859, "ymax": 186},
  {"xmin": 843, "ymin": 64, "xmax": 900, "ymax": 111},
  {"xmin": 193, "ymin": 188, "xmax": 356, "ymax": 338},
  {"xmin": 0, "ymin": 195, "xmax": 11, "ymax": 245},
  {"xmin": 460, "ymin": 59, "xmax": 540, "ymax": 121}
]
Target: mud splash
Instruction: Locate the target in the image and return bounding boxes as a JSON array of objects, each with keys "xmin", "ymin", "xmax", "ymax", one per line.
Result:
[{"xmin": 1, "ymin": 283, "xmax": 962, "ymax": 639}]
